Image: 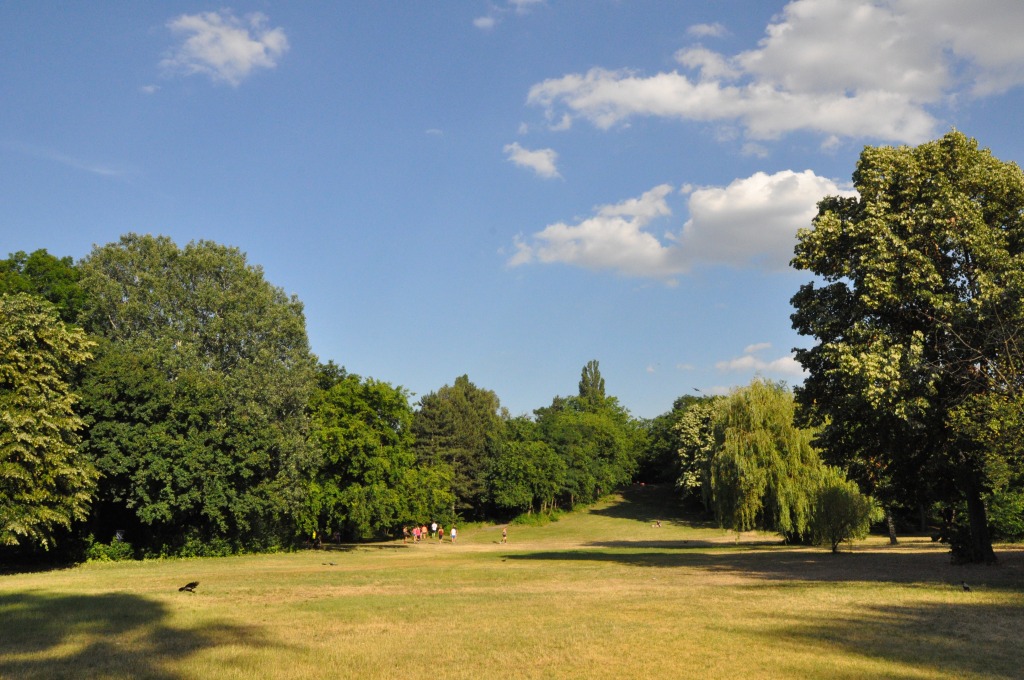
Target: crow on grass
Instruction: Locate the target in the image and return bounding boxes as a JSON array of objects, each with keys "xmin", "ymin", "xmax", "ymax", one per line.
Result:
[{"xmin": 178, "ymin": 581, "xmax": 199, "ymax": 593}]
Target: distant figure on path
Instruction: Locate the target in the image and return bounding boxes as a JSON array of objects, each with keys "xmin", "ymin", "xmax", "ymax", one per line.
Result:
[
  {"xmin": 437, "ymin": 525, "xmax": 443, "ymax": 543},
  {"xmin": 450, "ymin": 526, "xmax": 457, "ymax": 543},
  {"xmin": 403, "ymin": 526, "xmax": 409, "ymax": 543},
  {"xmin": 501, "ymin": 527, "xmax": 507, "ymax": 544},
  {"xmin": 431, "ymin": 521, "xmax": 438, "ymax": 538}
]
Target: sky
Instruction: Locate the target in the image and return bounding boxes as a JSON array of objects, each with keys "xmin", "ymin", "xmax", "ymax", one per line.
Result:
[{"xmin": 4, "ymin": 1, "xmax": 1024, "ymax": 419}]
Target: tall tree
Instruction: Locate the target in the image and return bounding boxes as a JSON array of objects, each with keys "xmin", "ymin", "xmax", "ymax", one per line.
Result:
[
  {"xmin": 578, "ymin": 359, "xmax": 606, "ymax": 410},
  {"xmin": 411, "ymin": 375, "xmax": 503, "ymax": 518},
  {"xmin": 304, "ymin": 370, "xmax": 453, "ymax": 539},
  {"xmin": 0, "ymin": 294, "xmax": 96, "ymax": 549},
  {"xmin": 707, "ymin": 379, "xmax": 823, "ymax": 539},
  {"xmin": 792, "ymin": 131, "xmax": 1024, "ymax": 563},
  {"xmin": 77, "ymin": 234, "xmax": 316, "ymax": 553}
]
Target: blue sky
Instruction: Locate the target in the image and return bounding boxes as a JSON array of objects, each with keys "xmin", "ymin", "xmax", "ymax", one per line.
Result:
[{"xmin": 4, "ymin": 1, "xmax": 1024, "ymax": 419}]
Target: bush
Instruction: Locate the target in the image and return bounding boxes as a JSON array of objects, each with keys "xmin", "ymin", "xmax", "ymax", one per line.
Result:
[
  {"xmin": 988, "ymin": 488, "xmax": 1024, "ymax": 541},
  {"xmin": 810, "ymin": 470, "xmax": 879, "ymax": 553},
  {"xmin": 85, "ymin": 535, "xmax": 135, "ymax": 562}
]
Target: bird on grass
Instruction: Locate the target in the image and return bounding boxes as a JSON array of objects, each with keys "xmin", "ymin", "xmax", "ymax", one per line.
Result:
[
  {"xmin": 961, "ymin": 581, "xmax": 971, "ymax": 592},
  {"xmin": 178, "ymin": 581, "xmax": 199, "ymax": 593}
]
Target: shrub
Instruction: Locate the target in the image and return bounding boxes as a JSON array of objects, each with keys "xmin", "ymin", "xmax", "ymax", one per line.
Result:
[
  {"xmin": 85, "ymin": 535, "xmax": 135, "ymax": 562},
  {"xmin": 810, "ymin": 470, "xmax": 879, "ymax": 553}
]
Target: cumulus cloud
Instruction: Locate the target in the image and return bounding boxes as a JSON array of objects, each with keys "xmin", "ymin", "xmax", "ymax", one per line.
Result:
[
  {"xmin": 508, "ymin": 169, "xmax": 852, "ymax": 281},
  {"xmin": 161, "ymin": 10, "xmax": 288, "ymax": 86},
  {"xmin": 716, "ymin": 343, "xmax": 805, "ymax": 376},
  {"xmin": 526, "ymin": 0, "xmax": 1024, "ymax": 144},
  {"xmin": 503, "ymin": 142, "xmax": 561, "ymax": 179}
]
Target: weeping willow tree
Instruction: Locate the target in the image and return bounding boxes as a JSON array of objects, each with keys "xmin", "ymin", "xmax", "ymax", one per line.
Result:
[{"xmin": 709, "ymin": 379, "xmax": 824, "ymax": 540}]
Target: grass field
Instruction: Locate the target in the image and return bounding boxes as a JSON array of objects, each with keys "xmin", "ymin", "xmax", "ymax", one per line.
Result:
[{"xmin": 2, "ymin": 485, "xmax": 1023, "ymax": 679}]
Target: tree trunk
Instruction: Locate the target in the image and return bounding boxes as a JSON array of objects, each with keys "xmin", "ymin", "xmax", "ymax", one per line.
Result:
[
  {"xmin": 961, "ymin": 475, "xmax": 997, "ymax": 564},
  {"xmin": 885, "ymin": 507, "xmax": 898, "ymax": 545}
]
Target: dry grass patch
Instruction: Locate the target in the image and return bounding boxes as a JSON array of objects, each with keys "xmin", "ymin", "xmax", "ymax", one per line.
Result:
[{"xmin": 2, "ymin": 487, "xmax": 1022, "ymax": 679}]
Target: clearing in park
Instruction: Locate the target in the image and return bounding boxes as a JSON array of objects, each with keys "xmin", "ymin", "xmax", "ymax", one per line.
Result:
[{"xmin": 2, "ymin": 485, "xmax": 1022, "ymax": 679}]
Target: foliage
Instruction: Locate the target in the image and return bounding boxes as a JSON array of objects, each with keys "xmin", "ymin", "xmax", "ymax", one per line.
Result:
[
  {"xmin": 985, "ymin": 487, "xmax": 1024, "ymax": 542},
  {"xmin": 673, "ymin": 397, "xmax": 719, "ymax": 503},
  {"xmin": 76, "ymin": 234, "xmax": 316, "ymax": 553},
  {"xmin": 411, "ymin": 375, "xmax": 503, "ymax": 517},
  {"xmin": 637, "ymin": 395, "xmax": 701, "ymax": 484},
  {"xmin": 304, "ymin": 370, "xmax": 454, "ymax": 539},
  {"xmin": 84, "ymin": 535, "xmax": 135, "ymax": 562},
  {"xmin": 0, "ymin": 250, "xmax": 86, "ymax": 323},
  {"xmin": 488, "ymin": 416, "xmax": 566, "ymax": 515},
  {"xmin": 810, "ymin": 468, "xmax": 880, "ymax": 553},
  {"xmin": 707, "ymin": 379, "xmax": 823, "ymax": 539},
  {"xmin": 0, "ymin": 294, "xmax": 97, "ymax": 550},
  {"xmin": 791, "ymin": 131, "xmax": 1024, "ymax": 563}
]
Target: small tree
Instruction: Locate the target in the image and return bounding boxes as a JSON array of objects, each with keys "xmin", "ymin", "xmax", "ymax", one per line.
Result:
[{"xmin": 811, "ymin": 469, "xmax": 879, "ymax": 553}]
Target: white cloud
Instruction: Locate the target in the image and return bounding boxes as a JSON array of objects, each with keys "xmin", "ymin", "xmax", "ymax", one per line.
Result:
[
  {"xmin": 508, "ymin": 169, "xmax": 852, "ymax": 281},
  {"xmin": 716, "ymin": 344, "xmax": 805, "ymax": 376},
  {"xmin": 687, "ymin": 22, "xmax": 727, "ymax": 38},
  {"xmin": 161, "ymin": 10, "xmax": 288, "ymax": 86},
  {"xmin": 508, "ymin": 184, "xmax": 677, "ymax": 279},
  {"xmin": 526, "ymin": 0, "xmax": 1024, "ymax": 144},
  {"xmin": 503, "ymin": 142, "xmax": 562, "ymax": 179},
  {"xmin": 473, "ymin": 16, "xmax": 496, "ymax": 30},
  {"xmin": 509, "ymin": 0, "xmax": 544, "ymax": 13}
]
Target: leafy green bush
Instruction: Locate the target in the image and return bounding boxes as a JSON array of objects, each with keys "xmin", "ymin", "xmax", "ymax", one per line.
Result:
[
  {"xmin": 85, "ymin": 535, "xmax": 135, "ymax": 562},
  {"xmin": 810, "ymin": 470, "xmax": 879, "ymax": 553},
  {"xmin": 988, "ymin": 489, "xmax": 1024, "ymax": 541}
]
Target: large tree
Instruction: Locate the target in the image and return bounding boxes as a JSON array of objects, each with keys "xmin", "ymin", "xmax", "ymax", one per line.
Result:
[
  {"xmin": 706, "ymin": 379, "xmax": 823, "ymax": 539},
  {"xmin": 411, "ymin": 375, "xmax": 503, "ymax": 518},
  {"xmin": 0, "ymin": 294, "xmax": 96, "ymax": 549},
  {"xmin": 304, "ymin": 368, "xmax": 453, "ymax": 540},
  {"xmin": 792, "ymin": 131, "xmax": 1024, "ymax": 563},
  {"xmin": 77, "ymin": 234, "xmax": 316, "ymax": 553}
]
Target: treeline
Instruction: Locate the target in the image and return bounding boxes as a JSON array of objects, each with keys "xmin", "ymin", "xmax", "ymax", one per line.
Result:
[
  {"xmin": 4, "ymin": 132, "xmax": 1024, "ymax": 566},
  {"xmin": 0, "ymin": 237, "xmax": 644, "ymax": 559}
]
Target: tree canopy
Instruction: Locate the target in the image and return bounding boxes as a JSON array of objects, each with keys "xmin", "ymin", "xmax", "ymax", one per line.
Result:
[
  {"xmin": 77, "ymin": 234, "xmax": 316, "ymax": 553},
  {"xmin": 0, "ymin": 294, "xmax": 96, "ymax": 549},
  {"xmin": 792, "ymin": 131, "xmax": 1024, "ymax": 562}
]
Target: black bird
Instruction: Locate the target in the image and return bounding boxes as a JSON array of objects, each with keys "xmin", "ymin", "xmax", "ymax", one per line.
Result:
[
  {"xmin": 962, "ymin": 581, "xmax": 971, "ymax": 592},
  {"xmin": 178, "ymin": 581, "xmax": 199, "ymax": 593}
]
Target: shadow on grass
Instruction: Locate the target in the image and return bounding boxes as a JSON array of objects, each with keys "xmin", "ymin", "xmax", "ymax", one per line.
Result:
[
  {"xmin": 772, "ymin": 600, "xmax": 1024, "ymax": 678},
  {"xmin": 507, "ymin": 546, "xmax": 1024, "ymax": 588},
  {"xmin": 0, "ymin": 592, "xmax": 265, "ymax": 679},
  {"xmin": 589, "ymin": 484, "xmax": 716, "ymax": 528}
]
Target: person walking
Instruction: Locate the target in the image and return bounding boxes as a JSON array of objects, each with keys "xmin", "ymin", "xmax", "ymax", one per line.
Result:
[
  {"xmin": 450, "ymin": 526, "xmax": 457, "ymax": 543},
  {"xmin": 501, "ymin": 526, "xmax": 507, "ymax": 544}
]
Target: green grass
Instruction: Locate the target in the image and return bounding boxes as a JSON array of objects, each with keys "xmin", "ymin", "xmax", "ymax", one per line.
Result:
[{"xmin": 2, "ymin": 485, "xmax": 1023, "ymax": 679}]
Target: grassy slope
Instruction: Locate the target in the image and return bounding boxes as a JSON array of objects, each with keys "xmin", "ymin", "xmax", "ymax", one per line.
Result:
[{"xmin": 2, "ymin": 485, "xmax": 1023, "ymax": 680}]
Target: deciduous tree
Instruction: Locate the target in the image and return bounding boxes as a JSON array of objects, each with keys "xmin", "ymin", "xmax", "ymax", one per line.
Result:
[
  {"xmin": 792, "ymin": 131, "xmax": 1024, "ymax": 563},
  {"xmin": 0, "ymin": 294, "xmax": 96, "ymax": 549}
]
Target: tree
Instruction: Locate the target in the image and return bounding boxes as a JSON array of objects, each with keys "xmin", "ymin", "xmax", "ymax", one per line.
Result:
[
  {"xmin": 673, "ymin": 396, "xmax": 719, "ymax": 504},
  {"xmin": 578, "ymin": 359, "xmax": 606, "ymax": 410},
  {"xmin": 0, "ymin": 294, "xmax": 97, "ymax": 549},
  {"xmin": 534, "ymin": 363, "xmax": 644, "ymax": 509},
  {"xmin": 411, "ymin": 375, "xmax": 503, "ymax": 518},
  {"xmin": 811, "ymin": 468, "xmax": 879, "ymax": 553},
  {"xmin": 488, "ymin": 416, "xmax": 566, "ymax": 516},
  {"xmin": 77, "ymin": 234, "xmax": 316, "ymax": 553},
  {"xmin": 304, "ymin": 370, "xmax": 453, "ymax": 539},
  {"xmin": 0, "ymin": 249, "xmax": 86, "ymax": 324},
  {"xmin": 791, "ymin": 131, "xmax": 1024, "ymax": 563},
  {"xmin": 707, "ymin": 379, "xmax": 823, "ymax": 540}
]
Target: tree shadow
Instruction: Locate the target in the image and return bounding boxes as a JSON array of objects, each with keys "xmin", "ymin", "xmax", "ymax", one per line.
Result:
[
  {"xmin": 0, "ymin": 592, "xmax": 266, "ymax": 679},
  {"xmin": 772, "ymin": 600, "xmax": 1024, "ymax": 678},
  {"xmin": 507, "ymin": 545, "xmax": 1024, "ymax": 587},
  {"xmin": 589, "ymin": 484, "xmax": 715, "ymax": 527}
]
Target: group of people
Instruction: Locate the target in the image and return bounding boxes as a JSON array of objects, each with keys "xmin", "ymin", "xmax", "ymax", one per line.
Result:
[{"xmin": 403, "ymin": 522, "xmax": 457, "ymax": 544}]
